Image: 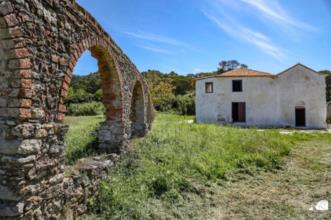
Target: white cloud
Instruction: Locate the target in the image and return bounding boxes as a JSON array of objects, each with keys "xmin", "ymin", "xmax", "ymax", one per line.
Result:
[
  {"xmin": 203, "ymin": 11, "xmax": 286, "ymax": 60},
  {"xmin": 125, "ymin": 31, "xmax": 190, "ymax": 48},
  {"xmin": 138, "ymin": 45, "xmax": 175, "ymax": 55},
  {"xmin": 218, "ymin": 0, "xmax": 316, "ymax": 32},
  {"xmin": 125, "ymin": 31, "xmax": 194, "ymax": 55}
]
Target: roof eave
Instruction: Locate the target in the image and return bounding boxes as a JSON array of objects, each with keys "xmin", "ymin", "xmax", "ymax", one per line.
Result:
[
  {"xmin": 194, "ymin": 75, "xmax": 276, "ymax": 81},
  {"xmin": 318, "ymin": 73, "xmax": 330, "ymax": 77}
]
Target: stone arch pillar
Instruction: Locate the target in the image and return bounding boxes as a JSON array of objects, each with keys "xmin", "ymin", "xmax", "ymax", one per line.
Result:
[{"xmin": 0, "ymin": 0, "xmax": 153, "ymax": 218}]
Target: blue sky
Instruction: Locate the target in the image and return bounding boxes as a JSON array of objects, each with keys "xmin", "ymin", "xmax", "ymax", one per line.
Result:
[{"xmin": 74, "ymin": 0, "xmax": 331, "ymax": 75}]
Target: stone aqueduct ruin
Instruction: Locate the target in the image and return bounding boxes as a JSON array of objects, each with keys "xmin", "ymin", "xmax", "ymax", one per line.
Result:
[{"xmin": 0, "ymin": 0, "xmax": 153, "ymax": 218}]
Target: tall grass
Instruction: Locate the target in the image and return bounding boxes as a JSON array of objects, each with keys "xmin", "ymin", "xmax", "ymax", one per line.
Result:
[
  {"xmin": 64, "ymin": 115, "xmax": 104, "ymax": 164},
  {"xmin": 63, "ymin": 113, "xmax": 331, "ymax": 219},
  {"xmin": 90, "ymin": 114, "xmax": 300, "ymax": 219}
]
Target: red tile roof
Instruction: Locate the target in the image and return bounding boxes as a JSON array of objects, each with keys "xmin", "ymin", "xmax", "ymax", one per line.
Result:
[
  {"xmin": 219, "ymin": 68, "xmax": 273, "ymax": 77},
  {"xmin": 195, "ymin": 68, "xmax": 274, "ymax": 80},
  {"xmin": 195, "ymin": 64, "xmax": 326, "ymax": 81}
]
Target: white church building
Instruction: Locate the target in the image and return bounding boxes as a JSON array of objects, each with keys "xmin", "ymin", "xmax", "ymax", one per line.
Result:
[{"xmin": 195, "ymin": 64, "xmax": 328, "ymax": 129}]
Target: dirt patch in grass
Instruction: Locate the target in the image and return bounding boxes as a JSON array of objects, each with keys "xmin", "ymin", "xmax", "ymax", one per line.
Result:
[{"xmin": 208, "ymin": 140, "xmax": 331, "ymax": 220}]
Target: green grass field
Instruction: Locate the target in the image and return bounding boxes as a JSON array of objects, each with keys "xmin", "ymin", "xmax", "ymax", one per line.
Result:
[
  {"xmin": 64, "ymin": 113, "xmax": 331, "ymax": 219},
  {"xmin": 64, "ymin": 115, "xmax": 104, "ymax": 164}
]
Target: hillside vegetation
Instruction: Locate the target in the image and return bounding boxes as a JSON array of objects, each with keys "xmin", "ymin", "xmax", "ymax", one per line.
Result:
[{"xmin": 68, "ymin": 68, "xmax": 331, "ymax": 117}]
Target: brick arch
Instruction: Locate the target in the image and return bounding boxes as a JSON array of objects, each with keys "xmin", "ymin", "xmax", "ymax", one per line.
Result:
[
  {"xmin": 0, "ymin": 0, "xmax": 153, "ymax": 219},
  {"xmin": 57, "ymin": 39, "xmax": 124, "ymax": 123}
]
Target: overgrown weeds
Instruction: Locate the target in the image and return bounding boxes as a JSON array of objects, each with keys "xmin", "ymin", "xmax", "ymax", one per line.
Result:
[
  {"xmin": 63, "ymin": 113, "xmax": 331, "ymax": 219},
  {"xmin": 87, "ymin": 114, "xmax": 330, "ymax": 219}
]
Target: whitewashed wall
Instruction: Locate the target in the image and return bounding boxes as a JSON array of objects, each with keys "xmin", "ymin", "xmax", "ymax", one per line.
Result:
[
  {"xmin": 196, "ymin": 65, "xmax": 327, "ymax": 129},
  {"xmin": 277, "ymin": 65, "xmax": 327, "ymax": 128}
]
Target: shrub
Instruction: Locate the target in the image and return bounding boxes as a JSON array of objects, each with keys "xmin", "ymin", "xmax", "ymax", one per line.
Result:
[
  {"xmin": 327, "ymin": 117, "xmax": 331, "ymax": 124},
  {"xmin": 65, "ymin": 88, "xmax": 95, "ymax": 104},
  {"xmin": 95, "ymin": 89, "xmax": 103, "ymax": 102},
  {"xmin": 174, "ymin": 93, "xmax": 195, "ymax": 115},
  {"xmin": 67, "ymin": 102, "xmax": 105, "ymax": 116},
  {"xmin": 154, "ymin": 99, "xmax": 175, "ymax": 112}
]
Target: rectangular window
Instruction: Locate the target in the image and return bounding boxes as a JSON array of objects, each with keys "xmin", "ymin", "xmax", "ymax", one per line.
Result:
[
  {"xmin": 232, "ymin": 80, "xmax": 243, "ymax": 92},
  {"xmin": 205, "ymin": 82, "xmax": 213, "ymax": 93},
  {"xmin": 232, "ymin": 102, "xmax": 246, "ymax": 122}
]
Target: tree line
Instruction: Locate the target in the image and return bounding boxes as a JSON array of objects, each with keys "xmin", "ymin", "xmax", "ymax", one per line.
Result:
[
  {"xmin": 66, "ymin": 61, "xmax": 331, "ymax": 116},
  {"xmin": 66, "ymin": 60, "xmax": 248, "ymax": 115}
]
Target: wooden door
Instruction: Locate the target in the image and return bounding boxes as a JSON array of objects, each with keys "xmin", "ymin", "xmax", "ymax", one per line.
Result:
[
  {"xmin": 238, "ymin": 103, "xmax": 246, "ymax": 122},
  {"xmin": 232, "ymin": 102, "xmax": 246, "ymax": 123}
]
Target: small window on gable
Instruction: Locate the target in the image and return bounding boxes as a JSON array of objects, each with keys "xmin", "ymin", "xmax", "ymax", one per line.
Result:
[
  {"xmin": 232, "ymin": 80, "xmax": 242, "ymax": 92},
  {"xmin": 205, "ymin": 82, "xmax": 213, "ymax": 93}
]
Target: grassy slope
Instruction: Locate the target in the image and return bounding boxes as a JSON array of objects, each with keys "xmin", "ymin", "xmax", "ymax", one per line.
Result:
[{"xmin": 64, "ymin": 114, "xmax": 331, "ymax": 219}]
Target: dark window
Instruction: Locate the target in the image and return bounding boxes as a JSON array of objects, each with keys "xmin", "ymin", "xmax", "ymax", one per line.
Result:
[
  {"xmin": 205, "ymin": 82, "xmax": 213, "ymax": 93},
  {"xmin": 232, "ymin": 102, "xmax": 246, "ymax": 122},
  {"xmin": 232, "ymin": 80, "xmax": 242, "ymax": 92}
]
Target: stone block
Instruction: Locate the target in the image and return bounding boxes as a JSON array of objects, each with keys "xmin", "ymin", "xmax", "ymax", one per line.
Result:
[
  {"xmin": 0, "ymin": 2, "xmax": 14, "ymax": 16},
  {"xmin": 4, "ymin": 14, "xmax": 19, "ymax": 27},
  {"xmin": 17, "ymin": 139, "xmax": 42, "ymax": 155},
  {"xmin": 49, "ymin": 144, "xmax": 64, "ymax": 154},
  {"xmin": 12, "ymin": 123, "xmax": 35, "ymax": 138},
  {"xmin": 14, "ymin": 48, "xmax": 29, "ymax": 59},
  {"xmin": 49, "ymin": 174, "xmax": 64, "ymax": 185},
  {"xmin": 17, "ymin": 155, "xmax": 36, "ymax": 164},
  {"xmin": 36, "ymin": 128, "xmax": 47, "ymax": 138}
]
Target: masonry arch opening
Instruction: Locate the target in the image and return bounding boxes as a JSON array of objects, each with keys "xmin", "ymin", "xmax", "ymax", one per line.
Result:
[
  {"xmin": 61, "ymin": 45, "xmax": 124, "ymax": 162},
  {"xmin": 130, "ymin": 80, "xmax": 146, "ymax": 137}
]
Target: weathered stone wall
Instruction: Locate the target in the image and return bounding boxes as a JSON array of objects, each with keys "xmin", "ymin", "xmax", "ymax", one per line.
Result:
[
  {"xmin": 327, "ymin": 102, "xmax": 331, "ymax": 120},
  {"xmin": 0, "ymin": 0, "xmax": 153, "ymax": 219},
  {"xmin": 63, "ymin": 154, "xmax": 119, "ymax": 217}
]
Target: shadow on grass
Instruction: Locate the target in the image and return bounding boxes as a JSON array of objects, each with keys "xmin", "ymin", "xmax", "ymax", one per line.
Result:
[{"xmin": 65, "ymin": 135, "xmax": 100, "ymax": 165}]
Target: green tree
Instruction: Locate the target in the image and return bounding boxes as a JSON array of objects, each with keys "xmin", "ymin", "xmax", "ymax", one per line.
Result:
[
  {"xmin": 149, "ymin": 80, "xmax": 176, "ymax": 111},
  {"xmin": 175, "ymin": 93, "xmax": 195, "ymax": 115},
  {"xmin": 218, "ymin": 60, "xmax": 247, "ymax": 73}
]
